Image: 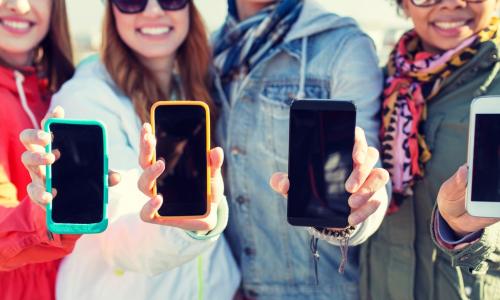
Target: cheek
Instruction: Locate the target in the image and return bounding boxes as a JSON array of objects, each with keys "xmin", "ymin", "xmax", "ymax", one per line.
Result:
[
  {"xmin": 177, "ymin": 16, "xmax": 189, "ymax": 44},
  {"xmin": 171, "ymin": 9, "xmax": 190, "ymax": 46},
  {"xmin": 472, "ymin": 5, "xmax": 497, "ymax": 30},
  {"xmin": 33, "ymin": 0, "xmax": 52, "ymax": 39},
  {"xmin": 113, "ymin": 11, "xmax": 136, "ymax": 47}
]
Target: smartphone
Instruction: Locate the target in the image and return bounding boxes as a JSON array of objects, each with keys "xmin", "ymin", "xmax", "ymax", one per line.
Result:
[
  {"xmin": 150, "ymin": 101, "xmax": 211, "ymax": 219},
  {"xmin": 466, "ymin": 96, "xmax": 500, "ymax": 217},
  {"xmin": 45, "ymin": 119, "xmax": 108, "ymax": 234},
  {"xmin": 287, "ymin": 100, "xmax": 356, "ymax": 228}
]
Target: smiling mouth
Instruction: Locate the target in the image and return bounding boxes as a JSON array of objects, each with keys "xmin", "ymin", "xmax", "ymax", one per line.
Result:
[
  {"xmin": 432, "ymin": 20, "xmax": 471, "ymax": 30},
  {"xmin": 0, "ymin": 19, "xmax": 34, "ymax": 31},
  {"xmin": 137, "ymin": 26, "xmax": 172, "ymax": 36}
]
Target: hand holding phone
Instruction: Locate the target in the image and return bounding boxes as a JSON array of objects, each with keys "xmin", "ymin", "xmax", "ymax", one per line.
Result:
[
  {"xmin": 137, "ymin": 122, "xmax": 223, "ymax": 231},
  {"xmin": 271, "ymin": 127, "xmax": 388, "ymax": 228},
  {"xmin": 437, "ymin": 165, "xmax": 500, "ymax": 237},
  {"xmin": 20, "ymin": 107, "xmax": 121, "ymax": 211},
  {"xmin": 19, "ymin": 106, "xmax": 120, "ymax": 234},
  {"xmin": 466, "ymin": 96, "xmax": 500, "ymax": 218},
  {"xmin": 285, "ymin": 100, "xmax": 388, "ymax": 228}
]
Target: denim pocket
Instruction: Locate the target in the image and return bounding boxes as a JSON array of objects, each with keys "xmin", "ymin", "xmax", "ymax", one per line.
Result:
[{"xmin": 257, "ymin": 83, "xmax": 328, "ymax": 165}]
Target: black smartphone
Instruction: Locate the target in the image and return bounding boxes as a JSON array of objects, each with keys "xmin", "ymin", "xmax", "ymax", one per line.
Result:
[
  {"xmin": 287, "ymin": 100, "xmax": 356, "ymax": 228},
  {"xmin": 45, "ymin": 119, "xmax": 108, "ymax": 234},
  {"xmin": 151, "ymin": 101, "xmax": 210, "ymax": 219}
]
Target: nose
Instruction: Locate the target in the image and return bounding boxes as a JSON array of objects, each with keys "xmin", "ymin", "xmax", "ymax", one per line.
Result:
[
  {"xmin": 4, "ymin": 0, "xmax": 31, "ymax": 15},
  {"xmin": 142, "ymin": 0, "xmax": 164, "ymax": 17},
  {"xmin": 438, "ymin": 0, "xmax": 468, "ymax": 9}
]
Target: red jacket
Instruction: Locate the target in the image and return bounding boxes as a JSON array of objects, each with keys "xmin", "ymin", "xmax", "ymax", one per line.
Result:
[{"xmin": 0, "ymin": 65, "xmax": 79, "ymax": 300}]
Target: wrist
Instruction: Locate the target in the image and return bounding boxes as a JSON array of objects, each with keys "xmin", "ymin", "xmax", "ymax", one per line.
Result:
[{"xmin": 439, "ymin": 210, "xmax": 472, "ymax": 238}]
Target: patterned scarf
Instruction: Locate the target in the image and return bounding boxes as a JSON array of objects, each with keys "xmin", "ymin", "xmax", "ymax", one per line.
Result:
[
  {"xmin": 382, "ymin": 17, "xmax": 500, "ymax": 212},
  {"xmin": 213, "ymin": 0, "xmax": 303, "ymax": 87}
]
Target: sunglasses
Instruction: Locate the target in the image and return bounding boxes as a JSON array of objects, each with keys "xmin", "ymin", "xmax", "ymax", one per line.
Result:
[
  {"xmin": 111, "ymin": 0, "xmax": 189, "ymax": 14},
  {"xmin": 411, "ymin": 0, "xmax": 487, "ymax": 7}
]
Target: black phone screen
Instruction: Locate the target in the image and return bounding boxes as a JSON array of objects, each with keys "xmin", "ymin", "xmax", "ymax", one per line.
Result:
[
  {"xmin": 288, "ymin": 101, "xmax": 355, "ymax": 228},
  {"xmin": 154, "ymin": 105, "xmax": 208, "ymax": 216},
  {"xmin": 50, "ymin": 123, "xmax": 104, "ymax": 224},
  {"xmin": 471, "ymin": 114, "xmax": 500, "ymax": 203}
]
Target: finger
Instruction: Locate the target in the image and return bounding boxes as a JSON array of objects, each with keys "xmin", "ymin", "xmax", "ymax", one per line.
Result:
[
  {"xmin": 348, "ymin": 197, "xmax": 382, "ymax": 226},
  {"xmin": 52, "ymin": 149, "xmax": 61, "ymax": 161},
  {"xmin": 269, "ymin": 172, "xmax": 289, "ymax": 197},
  {"xmin": 348, "ymin": 168, "xmax": 389, "ymax": 209},
  {"xmin": 208, "ymin": 147, "xmax": 225, "ymax": 204},
  {"xmin": 353, "ymin": 127, "xmax": 368, "ymax": 165},
  {"xmin": 108, "ymin": 170, "xmax": 121, "ymax": 187},
  {"xmin": 137, "ymin": 160, "xmax": 165, "ymax": 196},
  {"xmin": 209, "ymin": 147, "xmax": 224, "ymax": 177},
  {"xmin": 439, "ymin": 164, "xmax": 468, "ymax": 204},
  {"xmin": 41, "ymin": 106, "xmax": 64, "ymax": 128},
  {"xmin": 210, "ymin": 168, "xmax": 225, "ymax": 204},
  {"xmin": 27, "ymin": 183, "xmax": 52, "ymax": 208},
  {"xmin": 19, "ymin": 129, "xmax": 51, "ymax": 151},
  {"xmin": 21, "ymin": 151, "xmax": 56, "ymax": 168},
  {"xmin": 140, "ymin": 195, "xmax": 163, "ymax": 222},
  {"xmin": 345, "ymin": 147, "xmax": 380, "ymax": 193},
  {"xmin": 139, "ymin": 123, "xmax": 156, "ymax": 169}
]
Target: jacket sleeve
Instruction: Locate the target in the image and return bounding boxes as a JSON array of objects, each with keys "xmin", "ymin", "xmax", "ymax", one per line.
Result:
[
  {"xmin": 0, "ymin": 116, "xmax": 18, "ymax": 208},
  {"xmin": 430, "ymin": 205, "xmax": 500, "ymax": 275},
  {"xmin": 0, "ymin": 197, "xmax": 80, "ymax": 270},
  {"xmin": 0, "ymin": 107, "xmax": 79, "ymax": 270},
  {"xmin": 51, "ymin": 73, "xmax": 227, "ymax": 275},
  {"xmin": 327, "ymin": 32, "xmax": 389, "ymax": 246}
]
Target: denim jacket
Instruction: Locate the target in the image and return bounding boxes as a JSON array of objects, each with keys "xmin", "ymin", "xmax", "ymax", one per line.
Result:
[{"xmin": 214, "ymin": 1, "xmax": 384, "ymax": 299}]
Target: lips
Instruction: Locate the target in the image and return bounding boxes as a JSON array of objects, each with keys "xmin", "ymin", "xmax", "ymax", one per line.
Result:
[
  {"xmin": 433, "ymin": 20, "xmax": 469, "ymax": 30},
  {"xmin": 430, "ymin": 18, "xmax": 473, "ymax": 38},
  {"xmin": 137, "ymin": 26, "xmax": 172, "ymax": 36},
  {"xmin": 0, "ymin": 17, "xmax": 34, "ymax": 34}
]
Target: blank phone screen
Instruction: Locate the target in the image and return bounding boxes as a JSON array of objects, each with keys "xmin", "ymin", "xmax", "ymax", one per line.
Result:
[
  {"xmin": 288, "ymin": 102, "xmax": 355, "ymax": 228},
  {"xmin": 471, "ymin": 114, "xmax": 500, "ymax": 203},
  {"xmin": 154, "ymin": 105, "xmax": 207, "ymax": 216},
  {"xmin": 50, "ymin": 123, "xmax": 104, "ymax": 224}
]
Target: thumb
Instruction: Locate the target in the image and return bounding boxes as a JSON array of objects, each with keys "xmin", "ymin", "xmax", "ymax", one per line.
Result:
[
  {"xmin": 41, "ymin": 106, "xmax": 65, "ymax": 128},
  {"xmin": 440, "ymin": 164, "xmax": 468, "ymax": 203}
]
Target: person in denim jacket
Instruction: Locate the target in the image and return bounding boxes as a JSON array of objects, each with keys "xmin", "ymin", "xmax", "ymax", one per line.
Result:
[{"xmin": 213, "ymin": 0, "xmax": 389, "ymax": 299}]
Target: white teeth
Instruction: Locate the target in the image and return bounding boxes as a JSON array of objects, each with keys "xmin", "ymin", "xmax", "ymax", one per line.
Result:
[
  {"xmin": 434, "ymin": 20, "xmax": 467, "ymax": 30},
  {"xmin": 139, "ymin": 27, "xmax": 171, "ymax": 35},
  {"xmin": 1, "ymin": 20, "xmax": 31, "ymax": 30}
]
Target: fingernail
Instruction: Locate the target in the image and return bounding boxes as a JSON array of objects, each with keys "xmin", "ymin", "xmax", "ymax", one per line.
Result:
[
  {"xmin": 42, "ymin": 192, "xmax": 52, "ymax": 203},
  {"xmin": 345, "ymin": 180, "xmax": 355, "ymax": 192},
  {"xmin": 348, "ymin": 214, "xmax": 358, "ymax": 225},
  {"xmin": 38, "ymin": 131, "xmax": 50, "ymax": 140},
  {"xmin": 278, "ymin": 178, "xmax": 287, "ymax": 192},
  {"xmin": 154, "ymin": 161, "xmax": 163, "ymax": 170}
]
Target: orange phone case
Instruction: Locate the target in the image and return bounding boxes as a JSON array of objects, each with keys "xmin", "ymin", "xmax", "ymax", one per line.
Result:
[{"xmin": 150, "ymin": 100, "xmax": 211, "ymax": 220}]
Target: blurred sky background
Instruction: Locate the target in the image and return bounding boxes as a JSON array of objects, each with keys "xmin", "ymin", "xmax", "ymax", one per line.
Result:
[{"xmin": 67, "ymin": 0, "xmax": 413, "ymax": 64}]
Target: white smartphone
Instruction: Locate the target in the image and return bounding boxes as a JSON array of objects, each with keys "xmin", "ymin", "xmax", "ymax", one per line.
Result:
[{"xmin": 466, "ymin": 96, "xmax": 500, "ymax": 217}]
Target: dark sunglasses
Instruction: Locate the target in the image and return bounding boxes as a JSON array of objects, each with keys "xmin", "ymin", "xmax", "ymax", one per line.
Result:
[
  {"xmin": 111, "ymin": 0, "xmax": 189, "ymax": 14},
  {"xmin": 411, "ymin": 0, "xmax": 487, "ymax": 7}
]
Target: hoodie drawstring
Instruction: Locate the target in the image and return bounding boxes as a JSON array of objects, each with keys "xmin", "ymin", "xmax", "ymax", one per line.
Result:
[
  {"xmin": 474, "ymin": 59, "xmax": 500, "ymax": 97},
  {"xmin": 14, "ymin": 70, "xmax": 39, "ymax": 130},
  {"xmin": 296, "ymin": 37, "xmax": 307, "ymax": 99}
]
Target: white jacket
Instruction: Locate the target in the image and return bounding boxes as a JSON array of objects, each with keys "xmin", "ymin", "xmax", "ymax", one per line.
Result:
[{"xmin": 49, "ymin": 58, "xmax": 240, "ymax": 300}]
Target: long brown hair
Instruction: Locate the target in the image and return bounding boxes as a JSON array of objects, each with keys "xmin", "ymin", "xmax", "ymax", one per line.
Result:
[
  {"xmin": 0, "ymin": 0, "xmax": 74, "ymax": 93},
  {"xmin": 101, "ymin": 2, "xmax": 215, "ymax": 123}
]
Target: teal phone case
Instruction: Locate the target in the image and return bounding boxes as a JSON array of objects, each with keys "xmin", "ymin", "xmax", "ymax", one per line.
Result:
[{"xmin": 45, "ymin": 118, "xmax": 109, "ymax": 234}]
